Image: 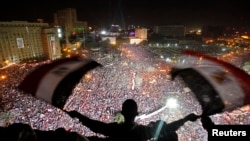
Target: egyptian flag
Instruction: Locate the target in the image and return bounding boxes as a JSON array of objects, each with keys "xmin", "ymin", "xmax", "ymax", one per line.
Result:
[
  {"xmin": 171, "ymin": 50, "xmax": 250, "ymax": 116},
  {"xmin": 18, "ymin": 56, "xmax": 102, "ymax": 109}
]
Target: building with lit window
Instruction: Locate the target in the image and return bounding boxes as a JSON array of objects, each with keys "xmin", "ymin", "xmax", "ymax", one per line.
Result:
[
  {"xmin": 54, "ymin": 8, "xmax": 87, "ymax": 34},
  {"xmin": 0, "ymin": 21, "xmax": 61, "ymax": 67},
  {"xmin": 129, "ymin": 28, "xmax": 148, "ymax": 44},
  {"xmin": 53, "ymin": 8, "xmax": 88, "ymax": 47},
  {"xmin": 54, "ymin": 8, "xmax": 77, "ymax": 32},
  {"xmin": 135, "ymin": 28, "xmax": 147, "ymax": 40}
]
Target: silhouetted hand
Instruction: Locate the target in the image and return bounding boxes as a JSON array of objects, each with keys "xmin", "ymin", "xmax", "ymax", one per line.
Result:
[
  {"xmin": 184, "ymin": 113, "xmax": 199, "ymax": 122},
  {"xmin": 200, "ymin": 116, "xmax": 215, "ymax": 130},
  {"xmin": 66, "ymin": 110, "xmax": 90, "ymax": 124}
]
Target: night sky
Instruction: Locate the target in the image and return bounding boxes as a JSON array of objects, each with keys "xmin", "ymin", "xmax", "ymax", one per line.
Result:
[{"xmin": 0, "ymin": 0, "xmax": 249, "ymax": 27}]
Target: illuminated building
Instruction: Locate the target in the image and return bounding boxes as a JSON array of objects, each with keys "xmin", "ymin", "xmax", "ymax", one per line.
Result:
[
  {"xmin": 53, "ymin": 8, "xmax": 87, "ymax": 35},
  {"xmin": 129, "ymin": 28, "xmax": 148, "ymax": 44},
  {"xmin": 0, "ymin": 21, "xmax": 61, "ymax": 67},
  {"xmin": 135, "ymin": 28, "xmax": 147, "ymax": 40},
  {"xmin": 54, "ymin": 8, "xmax": 77, "ymax": 32},
  {"xmin": 53, "ymin": 8, "xmax": 88, "ymax": 47}
]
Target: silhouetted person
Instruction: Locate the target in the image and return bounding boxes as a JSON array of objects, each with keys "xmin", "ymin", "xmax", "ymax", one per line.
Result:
[
  {"xmin": 2, "ymin": 123, "xmax": 37, "ymax": 141},
  {"xmin": 149, "ymin": 120, "xmax": 179, "ymax": 141},
  {"xmin": 0, "ymin": 123, "xmax": 89, "ymax": 141},
  {"xmin": 67, "ymin": 99, "xmax": 198, "ymax": 141},
  {"xmin": 34, "ymin": 127, "xmax": 89, "ymax": 141}
]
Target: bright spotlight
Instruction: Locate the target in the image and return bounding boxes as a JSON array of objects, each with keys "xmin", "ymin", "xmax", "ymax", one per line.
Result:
[
  {"xmin": 166, "ymin": 98, "xmax": 178, "ymax": 109},
  {"xmin": 100, "ymin": 30, "xmax": 106, "ymax": 35}
]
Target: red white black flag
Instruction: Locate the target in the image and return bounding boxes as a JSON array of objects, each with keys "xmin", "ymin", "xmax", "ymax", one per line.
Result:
[
  {"xmin": 171, "ymin": 50, "xmax": 250, "ymax": 116},
  {"xmin": 18, "ymin": 57, "xmax": 102, "ymax": 109}
]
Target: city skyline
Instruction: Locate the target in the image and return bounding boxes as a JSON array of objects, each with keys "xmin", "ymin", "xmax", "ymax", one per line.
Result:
[{"xmin": 0, "ymin": 0, "xmax": 249, "ymax": 28}]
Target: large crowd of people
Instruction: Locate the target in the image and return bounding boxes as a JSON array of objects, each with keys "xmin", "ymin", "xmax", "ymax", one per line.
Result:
[{"xmin": 0, "ymin": 44, "xmax": 250, "ymax": 141}]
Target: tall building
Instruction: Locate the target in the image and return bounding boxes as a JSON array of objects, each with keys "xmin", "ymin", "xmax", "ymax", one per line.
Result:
[
  {"xmin": 54, "ymin": 8, "xmax": 77, "ymax": 32},
  {"xmin": 53, "ymin": 8, "xmax": 88, "ymax": 47},
  {"xmin": 54, "ymin": 8, "xmax": 88, "ymax": 33},
  {"xmin": 0, "ymin": 21, "xmax": 61, "ymax": 67}
]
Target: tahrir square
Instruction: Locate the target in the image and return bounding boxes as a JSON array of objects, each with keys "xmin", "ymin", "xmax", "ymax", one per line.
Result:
[
  {"xmin": 0, "ymin": 8, "xmax": 249, "ymax": 68},
  {"xmin": 0, "ymin": 8, "xmax": 148, "ymax": 68}
]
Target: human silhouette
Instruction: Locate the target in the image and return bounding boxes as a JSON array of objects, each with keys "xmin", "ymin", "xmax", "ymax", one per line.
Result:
[
  {"xmin": 148, "ymin": 120, "xmax": 179, "ymax": 141},
  {"xmin": 0, "ymin": 123, "xmax": 89, "ymax": 141},
  {"xmin": 67, "ymin": 99, "xmax": 198, "ymax": 141},
  {"xmin": 1, "ymin": 123, "xmax": 37, "ymax": 141},
  {"xmin": 34, "ymin": 127, "xmax": 89, "ymax": 141}
]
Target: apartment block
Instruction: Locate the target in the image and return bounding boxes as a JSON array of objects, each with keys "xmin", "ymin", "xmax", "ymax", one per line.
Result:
[{"xmin": 0, "ymin": 21, "xmax": 61, "ymax": 67}]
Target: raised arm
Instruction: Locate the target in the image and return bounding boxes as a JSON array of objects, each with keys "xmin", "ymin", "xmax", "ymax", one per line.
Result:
[
  {"xmin": 162, "ymin": 113, "xmax": 199, "ymax": 132},
  {"xmin": 66, "ymin": 110, "xmax": 115, "ymax": 135}
]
